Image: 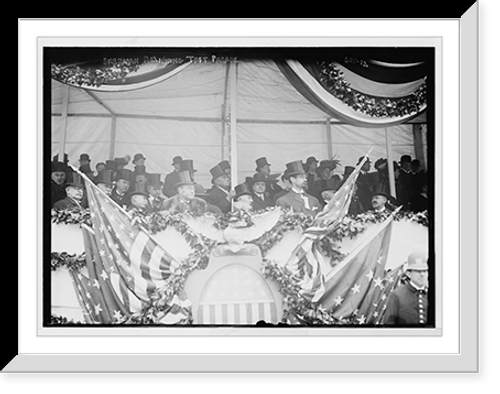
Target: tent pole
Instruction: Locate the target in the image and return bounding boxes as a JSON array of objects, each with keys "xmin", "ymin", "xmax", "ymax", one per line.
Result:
[
  {"xmin": 325, "ymin": 118, "xmax": 333, "ymax": 159},
  {"xmin": 109, "ymin": 115, "xmax": 117, "ymax": 160},
  {"xmin": 229, "ymin": 60, "xmax": 238, "ymax": 186},
  {"xmin": 385, "ymin": 127, "xmax": 397, "ymax": 200},
  {"xmin": 57, "ymin": 85, "xmax": 70, "ymax": 162}
]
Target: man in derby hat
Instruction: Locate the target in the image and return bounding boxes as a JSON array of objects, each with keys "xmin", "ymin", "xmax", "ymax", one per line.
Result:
[
  {"xmin": 233, "ymin": 182, "xmax": 255, "ymax": 212},
  {"xmin": 94, "ymin": 169, "xmax": 114, "ymax": 196},
  {"xmin": 255, "ymin": 156, "xmax": 283, "ymax": 199},
  {"xmin": 51, "ymin": 161, "xmax": 68, "ymax": 207},
  {"xmin": 250, "ymin": 173, "xmax": 275, "ymax": 211},
  {"xmin": 78, "ymin": 153, "xmax": 94, "ymax": 179},
  {"xmin": 275, "ymin": 161, "xmax": 321, "ymax": 216},
  {"xmin": 53, "ymin": 171, "xmax": 86, "ymax": 211},
  {"xmin": 161, "ymin": 170, "xmax": 208, "ymax": 216},
  {"xmin": 384, "ymin": 252, "xmax": 430, "ymax": 326},
  {"xmin": 110, "ymin": 168, "xmax": 133, "ymax": 208},
  {"xmin": 369, "ymin": 191, "xmax": 393, "ymax": 213},
  {"xmin": 132, "ymin": 153, "xmax": 146, "ymax": 167},
  {"xmin": 206, "ymin": 164, "xmax": 233, "ymax": 214},
  {"xmin": 146, "ymin": 173, "xmax": 166, "ymax": 212},
  {"xmin": 397, "ymin": 154, "xmax": 418, "ymax": 211},
  {"xmin": 163, "ymin": 155, "xmax": 183, "ymax": 198}
]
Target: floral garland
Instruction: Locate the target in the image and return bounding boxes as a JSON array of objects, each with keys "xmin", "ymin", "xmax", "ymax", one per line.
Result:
[
  {"xmin": 51, "ymin": 251, "xmax": 86, "ymax": 271},
  {"xmin": 51, "ymin": 58, "xmax": 141, "ymax": 87},
  {"xmin": 317, "ymin": 61, "xmax": 427, "ymax": 118},
  {"xmin": 51, "ymin": 208, "xmax": 92, "ymax": 227}
]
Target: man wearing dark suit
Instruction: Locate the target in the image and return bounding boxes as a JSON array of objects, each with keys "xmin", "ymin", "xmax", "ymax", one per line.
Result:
[
  {"xmin": 163, "ymin": 155, "xmax": 183, "ymax": 198},
  {"xmin": 161, "ymin": 170, "xmax": 208, "ymax": 216},
  {"xmin": 51, "ymin": 161, "xmax": 68, "ymax": 207},
  {"xmin": 255, "ymin": 157, "xmax": 283, "ymax": 201},
  {"xmin": 355, "ymin": 156, "xmax": 377, "ymax": 212},
  {"xmin": 276, "ymin": 161, "xmax": 321, "ymax": 217},
  {"xmin": 206, "ymin": 164, "xmax": 233, "ymax": 214},
  {"xmin": 251, "ymin": 173, "xmax": 275, "ymax": 211},
  {"xmin": 53, "ymin": 171, "xmax": 86, "ymax": 211},
  {"xmin": 110, "ymin": 169, "xmax": 133, "ymax": 209}
]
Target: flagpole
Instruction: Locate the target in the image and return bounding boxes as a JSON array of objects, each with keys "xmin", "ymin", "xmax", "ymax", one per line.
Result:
[{"xmin": 325, "ymin": 206, "xmax": 401, "ymax": 282}]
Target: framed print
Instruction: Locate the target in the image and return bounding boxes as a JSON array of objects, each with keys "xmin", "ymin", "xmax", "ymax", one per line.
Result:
[{"xmin": 10, "ymin": 11, "xmax": 478, "ymax": 373}]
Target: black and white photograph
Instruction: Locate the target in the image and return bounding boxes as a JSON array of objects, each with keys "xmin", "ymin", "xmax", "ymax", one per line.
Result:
[{"xmin": 45, "ymin": 45, "xmax": 435, "ymax": 329}]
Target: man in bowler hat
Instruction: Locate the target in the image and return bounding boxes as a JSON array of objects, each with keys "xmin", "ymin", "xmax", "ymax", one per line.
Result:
[
  {"xmin": 206, "ymin": 164, "xmax": 233, "ymax": 214},
  {"xmin": 163, "ymin": 155, "xmax": 183, "ymax": 198},
  {"xmin": 161, "ymin": 170, "xmax": 208, "ymax": 216},
  {"xmin": 53, "ymin": 171, "xmax": 86, "ymax": 211},
  {"xmin": 275, "ymin": 161, "xmax": 321, "ymax": 216},
  {"xmin": 384, "ymin": 252, "xmax": 430, "ymax": 326}
]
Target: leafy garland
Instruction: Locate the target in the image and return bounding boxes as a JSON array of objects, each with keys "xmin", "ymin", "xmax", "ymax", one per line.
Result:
[
  {"xmin": 51, "ymin": 58, "xmax": 141, "ymax": 87},
  {"xmin": 317, "ymin": 61, "xmax": 427, "ymax": 118},
  {"xmin": 51, "ymin": 207, "xmax": 428, "ymax": 325}
]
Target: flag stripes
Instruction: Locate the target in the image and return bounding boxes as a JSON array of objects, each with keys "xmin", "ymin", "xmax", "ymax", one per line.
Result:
[{"xmin": 198, "ymin": 301, "xmax": 277, "ymax": 325}]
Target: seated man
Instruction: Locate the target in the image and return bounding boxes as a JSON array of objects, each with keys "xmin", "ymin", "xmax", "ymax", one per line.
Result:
[
  {"xmin": 53, "ymin": 171, "xmax": 86, "ymax": 211},
  {"xmin": 275, "ymin": 161, "xmax": 321, "ymax": 217},
  {"xmin": 161, "ymin": 170, "xmax": 208, "ymax": 216},
  {"xmin": 251, "ymin": 173, "xmax": 275, "ymax": 211},
  {"xmin": 94, "ymin": 169, "xmax": 114, "ymax": 196},
  {"xmin": 206, "ymin": 164, "xmax": 234, "ymax": 214},
  {"xmin": 233, "ymin": 182, "xmax": 255, "ymax": 213},
  {"xmin": 369, "ymin": 191, "xmax": 395, "ymax": 214},
  {"xmin": 127, "ymin": 182, "xmax": 151, "ymax": 214},
  {"xmin": 110, "ymin": 169, "xmax": 133, "ymax": 209}
]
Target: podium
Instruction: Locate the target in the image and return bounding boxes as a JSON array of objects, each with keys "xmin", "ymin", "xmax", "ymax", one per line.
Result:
[{"xmin": 183, "ymin": 244, "xmax": 284, "ymax": 325}]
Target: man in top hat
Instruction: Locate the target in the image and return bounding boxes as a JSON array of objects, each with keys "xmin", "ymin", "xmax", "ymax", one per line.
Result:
[
  {"xmin": 51, "ymin": 161, "xmax": 68, "ymax": 207},
  {"xmin": 94, "ymin": 169, "xmax": 114, "ymax": 196},
  {"xmin": 384, "ymin": 252, "xmax": 430, "ymax": 326},
  {"xmin": 163, "ymin": 155, "xmax": 183, "ymax": 198},
  {"xmin": 275, "ymin": 161, "xmax": 321, "ymax": 216},
  {"xmin": 255, "ymin": 156, "xmax": 283, "ymax": 200},
  {"xmin": 53, "ymin": 171, "xmax": 86, "ymax": 211},
  {"xmin": 179, "ymin": 159, "xmax": 205, "ymax": 196},
  {"xmin": 251, "ymin": 173, "xmax": 275, "ymax": 211},
  {"xmin": 233, "ymin": 182, "xmax": 255, "ymax": 213},
  {"xmin": 206, "ymin": 164, "xmax": 233, "ymax": 214},
  {"xmin": 161, "ymin": 170, "xmax": 208, "ymax": 216},
  {"xmin": 127, "ymin": 181, "xmax": 152, "ymax": 214},
  {"xmin": 355, "ymin": 156, "xmax": 377, "ymax": 212},
  {"xmin": 110, "ymin": 168, "xmax": 133, "ymax": 208},
  {"xmin": 218, "ymin": 160, "xmax": 231, "ymax": 176},
  {"xmin": 146, "ymin": 173, "xmax": 166, "ymax": 212},
  {"xmin": 131, "ymin": 164, "xmax": 148, "ymax": 190},
  {"xmin": 397, "ymin": 154, "xmax": 417, "ymax": 211}
]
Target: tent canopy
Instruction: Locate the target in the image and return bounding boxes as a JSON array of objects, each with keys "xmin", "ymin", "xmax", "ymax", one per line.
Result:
[{"xmin": 49, "ymin": 48, "xmax": 430, "ymax": 188}]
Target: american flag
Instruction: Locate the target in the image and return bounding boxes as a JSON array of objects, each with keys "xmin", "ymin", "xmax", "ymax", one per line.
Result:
[
  {"xmin": 284, "ymin": 152, "xmax": 372, "ymax": 303},
  {"xmin": 318, "ymin": 211, "xmax": 397, "ymax": 325},
  {"xmin": 70, "ymin": 169, "xmax": 192, "ymax": 324},
  {"xmin": 369, "ymin": 263, "xmax": 406, "ymax": 325}
]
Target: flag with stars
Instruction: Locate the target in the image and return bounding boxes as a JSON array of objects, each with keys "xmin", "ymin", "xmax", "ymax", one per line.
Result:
[
  {"xmin": 72, "ymin": 169, "xmax": 192, "ymax": 324},
  {"xmin": 369, "ymin": 264, "xmax": 406, "ymax": 325},
  {"xmin": 318, "ymin": 211, "xmax": 395, "ymax": 325},
  {"xmin": 284, "ymin": 151, "xmax": 373, "ymax": 303},
  {"xmin": 314, "ymin": 149, "xmax": 372, "ymax": 228}
]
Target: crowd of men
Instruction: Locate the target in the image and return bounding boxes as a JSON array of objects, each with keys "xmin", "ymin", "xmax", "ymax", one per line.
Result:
[{"xmin": 50, "ymin": 151, "xmax": 428, "ymax": 217}]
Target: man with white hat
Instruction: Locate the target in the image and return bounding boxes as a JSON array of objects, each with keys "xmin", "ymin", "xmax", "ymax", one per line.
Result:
[{"xmin": 383, "ymin": 251, "xmax": 429, "ymax": 326}]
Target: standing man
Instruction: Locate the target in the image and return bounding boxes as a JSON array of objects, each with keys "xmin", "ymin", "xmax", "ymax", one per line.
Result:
[
  {"xmin": 53, "ymin": 171, "xmax": 86, "ymax": 211},
  {"xmin": 384, "ymin": 252, "xmax": 429, "ymax": 326},
  {"xmin": 206, "ymin": 164, "xmax": 233, "ymax": 214},
  {"xmin": 255, "ymin": 156, "xmax": 282, "ymax": 200},
  {"xmin": 78, "ymin": 153, "xmax": 94, "ymax": 181},
  {"xmin": 275, "ymin": 161, "xmax": 321, "ymax": 216},
  {"xmin": 355, "ymin": 156, "xmax": 376, "ymax": 212},
  {"xmin": 251, "ymin": 173, "xmax": 275, "ymax": 211},
  {"xmin": 163, "ymin": 155, "xmax": 183, "ymax": 198},
  {"xmin": 161, "ymin": 170, "xmax": 208, "ymax": 216},
  {"xmin": 51, "ymin": 161, "xmax": 68, "ymax": 207},
  {"xmin": 110, "ymin": 169, "xmax": 133, "ymax": 209}
]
